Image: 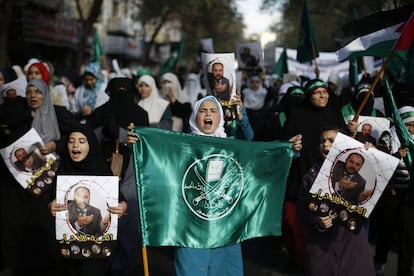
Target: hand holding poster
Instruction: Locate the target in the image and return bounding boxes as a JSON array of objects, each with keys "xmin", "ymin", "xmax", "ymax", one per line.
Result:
[
  {"xmin": 308, "ymin": 132, "xmax": 399, "ymax": 233},
  {"xmin": 0, "ymin": 128, "xmax": 58, "ymax": 196},
  {"xmin": 201, "ymin": 53, "xmax": 238, "ymax": 134},
  {"xmin": 201, "ymin": 53, "xmax": 236, "ymax": 102},
  {"xmin": 55, "ymin": 175, "xmax": 119, "ymax": 259},
  {"xmin": 343, "ymin": 115, "xmax": 391, "ymax": 142}
]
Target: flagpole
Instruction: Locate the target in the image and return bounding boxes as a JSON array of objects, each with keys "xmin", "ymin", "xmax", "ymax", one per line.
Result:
[
  {"xmin": 129, "ymin": 122, "xmax": 151, "ymax": 276},
  {"xmin": 311, "ymin": 41, "xmax": 319, "ymax": 74},
  {"xmin": 142, "ymin": 246, "xmax": 150, "ymax": 276},
  {"xmin": 361, "ymin": 57, "xmax": 367, "ymax": 78},
  {"xmin": 351, "ymin": 52, "xmax": 392, "ymax": 122}
]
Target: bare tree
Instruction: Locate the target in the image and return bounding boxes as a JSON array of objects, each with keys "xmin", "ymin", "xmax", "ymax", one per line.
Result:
[{"xmin": 74, "ymin": 0, "xmax": 104, "ymax": 76}]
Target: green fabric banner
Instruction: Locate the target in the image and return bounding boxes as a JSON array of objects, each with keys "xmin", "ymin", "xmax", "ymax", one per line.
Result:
[
  {"xmin": 132, "ymin": 127, "xmax": 294, "ymax": 248},
  {"xmin": 273, "ymin": 48, "xmax": 289, "ymax": 76},
  {"xmin": 296, "ymin": 0, "xmax": 319, "ymax": 63},
  {"xmin": 384, "ymin": 80, "xmax": 413, "ymax": 167},
  {"xmin": 91, "ymin": 28, "xmax": 103, "ymax": 63},
  {"xmin": 159, "ymin": 37, "xmax": 185, "ymax": 75}
]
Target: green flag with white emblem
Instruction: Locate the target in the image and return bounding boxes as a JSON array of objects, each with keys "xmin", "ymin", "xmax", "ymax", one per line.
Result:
[{"xmin": 132, "ymin": 127, "xmax": 294, "ymax": 248}]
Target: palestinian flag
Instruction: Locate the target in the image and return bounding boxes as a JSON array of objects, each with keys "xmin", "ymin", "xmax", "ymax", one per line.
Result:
[
  {"xmin": 333, "ymin": 4, "xmax": 414, "ymax": 61},
  {"xmin": 388, "ymin": 11, "xmax": 414, "ymax": 84}
]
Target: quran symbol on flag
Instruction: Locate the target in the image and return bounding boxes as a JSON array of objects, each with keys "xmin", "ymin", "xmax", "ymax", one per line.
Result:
[
  {"xmin": 206, "ymin": 159, "xmax": 224, "ymax": 182},
  {"xmin": 182, "ymin": 154, "xmax": 244, "ymax": 220}
]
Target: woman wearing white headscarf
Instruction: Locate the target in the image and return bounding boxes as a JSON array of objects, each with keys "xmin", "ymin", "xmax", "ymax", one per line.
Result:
[
  {"xmin": 174, "ymin": 95, "xmax": 242, "ymax": 275},
  {"xmin": 137, "ymin": 75, "xmax": 172, "ymax": 130},
  {"xmin": 160, "ymin": 72, "xmax": 192, "ymax": 132}
]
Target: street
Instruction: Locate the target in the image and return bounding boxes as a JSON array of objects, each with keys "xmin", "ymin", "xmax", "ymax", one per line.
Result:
[{"xmin": 139, "ymin": 236, "xmax": 407, "ymax": 276}]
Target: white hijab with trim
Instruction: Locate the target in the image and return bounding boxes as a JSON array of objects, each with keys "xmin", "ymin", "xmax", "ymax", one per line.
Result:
[{"xmin": 189, "ymin": 95, "xmax": 226, "ymax": 138}]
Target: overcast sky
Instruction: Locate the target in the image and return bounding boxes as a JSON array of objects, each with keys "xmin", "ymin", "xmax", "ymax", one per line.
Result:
[{"xmin": 236, "ymin": 0, "xmax": 280, "ymax": 36}]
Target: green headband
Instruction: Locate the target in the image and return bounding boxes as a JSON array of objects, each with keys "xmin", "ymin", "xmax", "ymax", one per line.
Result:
[
  {"xmin": 290, "ymin": 88, "xmax": 305, "ymax": 96},
  {"xmin": 401, "ymin": 111, "xmax": 414, "ymax": 121},
  {"xmin": 307, "ymin": 81, "xmax": 327, "ymax": 94}
]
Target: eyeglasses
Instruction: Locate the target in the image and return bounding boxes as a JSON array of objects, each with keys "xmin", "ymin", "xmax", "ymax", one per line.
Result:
[{"xmin": 26, "ymin": 88, "xmax": 42, "ymax": 96}]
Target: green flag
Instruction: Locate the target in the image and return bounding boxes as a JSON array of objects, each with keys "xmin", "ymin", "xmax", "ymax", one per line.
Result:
[
  {"xmin": 296, "ymin": 0, "xmax": 319, "ymax": 63},
  {"xmin": 91, "ymin": 28, "xmax": 103, "ymax": 63},
  {"xmin": 384, "ymin": 80, "xmax": 413, "ymax": 167},
  {"xmin": 349, "ymin": 57, "xmax": 364, "ymax": 87},
  {"xmin": 272, "ymin": 48, "xmax": 288, "ymax": 76},
  {"xmin": 160, "ymin": 37, "xmax": 185, "ymax": 75},
  {"xmin": 132, "ymin": 127, "xmax": 294, "ymax": 248}
]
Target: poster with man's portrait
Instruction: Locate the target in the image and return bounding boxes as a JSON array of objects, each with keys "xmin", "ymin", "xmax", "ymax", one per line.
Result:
[
  {"xmin": 308, "ymin": 133, "xmax": 399, "ymax": 233},
  {"xmin": 343, "ymin": 115, "xmax": 390, "ymax": 142},
  {"xmin": 56, "ymin": 175, "xmax": 119, "ymax": 259},
  {"xmin": 201, "ymin": 53, "xmax": 236, "ymax": 103},
  {"xmin": 235, "ymin": 41, "xmax": 262, "ymax": 70},
  {"xmin": 0, "ymin": 128, "xmax": 58, "ymax": 197}
]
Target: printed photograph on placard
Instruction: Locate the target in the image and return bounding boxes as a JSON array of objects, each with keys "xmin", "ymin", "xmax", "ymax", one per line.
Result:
[
  {"xmin": 0, "ymin": 128, "xmax": 58, "ymax": 196},
  {"xmin": 201, "ymin": 53, "xmax": 236, "ymax": 102},
  {"xmin": 235, "ymin": 41, "xmax": 262, "ymax": 70},
  {"xmin": 55, "ymin": 175, "xmax": 119, "ymax": 259},
  {"xmin": 343, "ymin": 115, "xmax": 390, "ymax": 143},
  {"xmin": 308, "ymin": 133, "xmax": 399, "ymax": 233}
]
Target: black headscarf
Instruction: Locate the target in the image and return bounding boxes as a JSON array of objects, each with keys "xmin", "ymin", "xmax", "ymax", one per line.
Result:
[
  {"xmin": 91, "ymin": 78, "xmax": 149, "ymax": 178},
  {"xmin": 0, "ymin": 67, "xmax": 17, "ymax": 83},
  {"xmin": 102, "ymin": 77, "xmax": 149, "ymax": 128},
  {"xmin": 282, "ymin": 78, "xmax": 346, "ymax": 198},
  {"xmin": 351, "ymin": 82, "xmax": 375, "ymax": 116},
  {"xmin": 58, "ymin": 125, "xmax": 112, "ymax": 176},
  {"xmin": 279, "ymin": 85, "xmax": 305, "ymax": 115}
]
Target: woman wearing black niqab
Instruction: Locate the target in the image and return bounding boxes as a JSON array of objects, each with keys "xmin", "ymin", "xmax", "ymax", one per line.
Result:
[{"xmin": 91, "ymin": 77, "xmax": 149, "ymax": 276}]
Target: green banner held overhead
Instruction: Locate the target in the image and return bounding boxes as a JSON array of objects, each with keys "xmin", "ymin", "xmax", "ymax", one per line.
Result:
[
  {"xmin": 132, "ymin": 127, "xmax": 294, "ymax": 248},
  {"xmin": 91, "ymin": 28, "xmax": 103, "ymax": 64},
  {"xmin": 159, "ymin": 37, "xmax": 185, "ymax": 75},
  {"xmin": 296, "ymin": 0, "xmax": 319, "ymax": 63}
]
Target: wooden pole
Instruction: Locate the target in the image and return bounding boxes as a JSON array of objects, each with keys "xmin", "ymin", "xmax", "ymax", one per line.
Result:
[
  {"xmin": 361, "ymin": 56, "xmax": 367, "ymax": 78},
  {"xmin": 351, "ymin": 52, "xmax": 392, "ymax": 122},
  {"xmin": 311, "ymin": 41, "xmax": 319, "ymax": 75},
  {"xmin": 142, "ymin": 246, "xmax": 150, "ymax": 276}
]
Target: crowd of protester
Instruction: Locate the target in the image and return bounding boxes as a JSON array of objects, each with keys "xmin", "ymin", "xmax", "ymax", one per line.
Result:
[{"xmin": 0, "ymin": 56, "xmax": 413, "ymax": 276}]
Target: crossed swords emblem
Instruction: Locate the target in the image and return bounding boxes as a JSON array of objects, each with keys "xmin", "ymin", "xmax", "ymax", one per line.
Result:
[{"xmin": 192, "ymin": 164, "xmax": 237, "ymax": 206}]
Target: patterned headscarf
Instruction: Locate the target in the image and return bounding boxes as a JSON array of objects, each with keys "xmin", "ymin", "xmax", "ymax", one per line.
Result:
[{"xmin": 82, "ymin": 62, "xmax": 103, "ymax": 109}]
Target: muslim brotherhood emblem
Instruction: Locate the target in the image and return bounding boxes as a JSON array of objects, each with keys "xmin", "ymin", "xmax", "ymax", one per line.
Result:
[{"xmin": 182, "ymin": 154, "xmax": 244, "ymax": 220}]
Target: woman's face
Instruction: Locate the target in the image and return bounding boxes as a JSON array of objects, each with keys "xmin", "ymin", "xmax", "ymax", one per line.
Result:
[
  {"xmin": 196, "ymin": 100, "xmax": 220, "ymax": 134},
  {"xmin": 138, "ymin": 82, "xmax": 152, "ymax": 99},
  {"xmin": 310, "ymin": 87, "xmax": 329, "ymax": 108},
  {"xmin": 84, "ymin": 74, "xmax": 97, "ymax": 89},
  {"xmin": 27, "ymin": 66, "xmax": 43, "ymax": 81},
  {"xmin": 249, "ymin": 79, "xmax": 260, "ymax": 91},
  {"xmin": 26, "ymin": 85, "xmax": 43, "ymax": 109},
  {"xmin": 67, "ymin": 132, "xmax": 90, "ymax": 162}
]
